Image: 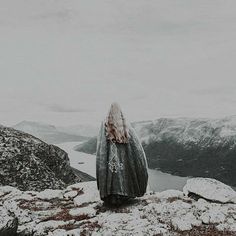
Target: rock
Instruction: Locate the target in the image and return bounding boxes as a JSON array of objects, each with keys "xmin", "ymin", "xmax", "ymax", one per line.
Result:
[
  {"xmin": 171, "ymin": 211, "xmax": 201, "ymax": 231},
  {"xmin": 217, "ymin": 222, "xmax": 236, "ymax": 232},
  {"xmin": 48, "ymin": 228, "xmax": 81, "ymax": 236},
  {"xmin": 194, "ymin": 198, "xmax": 209, "ymax": 211},
  {"xmin": 0, "ymin": 186, "xmax": 20, "ymax": 197},
  {"xmin": 0, "ymin": 207, "xmax": 18, "ymax": 236},
  {"xmin": 63, "ymin": 190, "xmax": 78, "ymax": 199},
  {"xmin": 34, "ymin": 220, "xmax": 74, "ymax": 236},
  {"xmin": 3, "ymin": 200, "xmax": 33, "ymax": 225},
  {"xmin": 0, "ymin": 186, "xmax": 22, "ymax": 201},
  {"xmin": 70, "ymin": 182, "xmax": 100, "ymax": 206},
  {"xmin": 0, "ymin": 126, "xmax": 80, "ymax": 191},
  {"xmin": 208, "ymin": 210, "xmax": 226, "ymax": 224},
  {"xmin": 198, "ymin": 202, "xmax": 229, "ymax": 225},
  {"xmin": 183, "ymin": 178, "xmax": 236, "ymax": 203},
  {"xmin": 155, "ymin": 189, "xmax": 183, "ymax": 199},
  {"xmin": 171, "ymin": 217, "xmax": 193, "ymax": 231},
  {"xmin": 0, "ymin": 181, "xmax": 235, "ymax": 236},
  {"xmin": 200, "ymin": 212, "xmax": 210, "ymax": 224}
]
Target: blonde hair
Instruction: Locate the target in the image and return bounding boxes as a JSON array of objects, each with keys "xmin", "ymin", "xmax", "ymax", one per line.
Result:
[{"xmin": 105, "ymin": 102, "xmax": 129, "ymax": 143}]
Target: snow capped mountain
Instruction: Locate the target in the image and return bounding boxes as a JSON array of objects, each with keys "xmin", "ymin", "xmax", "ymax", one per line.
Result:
[
  {"xmin": 13, "ymin": 121, "xmax": 89, "ymax": 144},
  {"xmin": 76, "ymin": 116, "xmax": 236, "ymax": 187},
  {"xmin": 132, "ymin": 115, "xmax": 236, "ymax": 146},
  {"xmin": 77, "ymin": 116, "xmax": 236, "ymax": 151},
  {"xmin": 134, "ymin": 116, "xmax": 236, "ymax": 187},
  {"xmin": 0, "ymin": 125, "xmax": 93, "ymax": 191},
  {"xmin": 13, "ymin": 121, "xmax": 57, "ymax": 142},
  {"xmin": 13, "ymin": 120, "xmax": 57, "ymax": 133}
]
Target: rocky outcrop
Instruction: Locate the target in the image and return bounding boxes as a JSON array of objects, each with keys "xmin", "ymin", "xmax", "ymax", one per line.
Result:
[
  {"xmin": 0, "ymin": 126, "xmax": 84, "ymax": 191},
  {"xmin": 0, "ymin": 207, "xmax": 18, "ymax": 236},
  {"xmin": 0, "ymin": 178, "xmax": 235, "ymax": 236}
]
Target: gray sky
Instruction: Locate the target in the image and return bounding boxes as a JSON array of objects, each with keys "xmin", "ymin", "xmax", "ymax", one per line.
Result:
[{"xmin": 1, "ymin": 0, "xmax": 236, "ymax": 126}]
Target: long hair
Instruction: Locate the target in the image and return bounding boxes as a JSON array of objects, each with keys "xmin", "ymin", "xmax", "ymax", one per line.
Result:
[{"xmin": 105, "ymin": 102, "xmax": 129, "ymax": 143}]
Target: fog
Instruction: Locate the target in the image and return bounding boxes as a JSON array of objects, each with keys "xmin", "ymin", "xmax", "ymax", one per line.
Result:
[{"xmin": 1, "ymin": 0, "xmax": 236, "ymax": 126}]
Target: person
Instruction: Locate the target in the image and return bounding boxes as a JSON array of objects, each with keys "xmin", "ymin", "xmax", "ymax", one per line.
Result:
[{"xmin": 96, "ymin": 102, "xmax": 149, "ymax": 206}]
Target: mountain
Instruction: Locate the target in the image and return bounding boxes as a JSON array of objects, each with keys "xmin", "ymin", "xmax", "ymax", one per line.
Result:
[
  {"xmin": 0, "ymin": 125, "xmax": 94, "ymax": 191},
  {"xmin": 13, "ymin": 121, "xmax": 89, "ymax": 144},
  {"xmin": 75, "ymin": 116, "xmax": 236, "ymax": 187},
  {"xmin": 1, "ymin": 178, "xmax": 235, "ymax": 235},
  {"xmin": 74, "ymin": 136, "xmax": 97, "ymax": 155},
  {"xmin": 57, "ymin": 124, "xmax": 99, "ymax": 138}
]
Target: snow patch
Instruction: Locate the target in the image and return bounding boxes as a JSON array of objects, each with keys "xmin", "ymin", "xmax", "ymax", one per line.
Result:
[{"xmin": 37, "ymin": 189, "xmax": 64, "ymax": 200}]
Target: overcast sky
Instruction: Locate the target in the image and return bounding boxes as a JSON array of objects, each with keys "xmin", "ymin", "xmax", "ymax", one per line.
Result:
[{"xmin": 1, "ymin": 0, "xmax": 236, "ymax": 126}]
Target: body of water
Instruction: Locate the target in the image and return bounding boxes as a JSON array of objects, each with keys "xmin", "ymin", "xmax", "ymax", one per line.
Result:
[
  {"xmin": 58, "ymin": 141, "xmax": 190, "ymax": 192},
  {"xmin": 147, "ymin": 169, "xmax": 189, "ymax": 192}
]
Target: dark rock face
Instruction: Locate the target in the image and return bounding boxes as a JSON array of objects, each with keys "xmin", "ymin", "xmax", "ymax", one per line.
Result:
[
  {"xmin": 0, "ymin": 217, "xmax": 18, "ymax": 236},
  {"xmin": 76, "ymin": 117, "xmax": 236, "ymax": 187},
  {"xmin": 0, "ymin": 126, "xmax": 81, "ymax": 191}
]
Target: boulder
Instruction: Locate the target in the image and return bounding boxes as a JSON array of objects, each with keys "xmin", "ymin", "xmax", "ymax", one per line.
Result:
[
  {"xmin": 183, "ymin": 178, "xmax": 236, "ymax": 203},
  {"xmin": 0, "ymin": 126, "xmax": 81, "ymax": 191}
]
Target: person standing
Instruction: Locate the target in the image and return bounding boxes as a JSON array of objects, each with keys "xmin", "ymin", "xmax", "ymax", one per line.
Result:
[{"xmin": 96, "ymin": 102, "xmax": 148, "ymax": 206}]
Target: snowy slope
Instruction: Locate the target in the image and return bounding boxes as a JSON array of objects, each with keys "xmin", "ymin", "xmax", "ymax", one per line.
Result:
[
  {"xmin": 78, "ymin": 116, "xmax": 236, "ymax": 152},
  {"xmin": 132, "ymin": 115, "xmax": 236, "ymax": 146}
]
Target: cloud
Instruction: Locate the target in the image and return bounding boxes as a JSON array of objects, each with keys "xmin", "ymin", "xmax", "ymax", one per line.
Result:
[
  {"xmin": 48, "ymin": 104, "xmax": 90, "ymax": 113},
  {"xmin": 32, "ymin": 9, "xmax": 73, "ymax": 22},
  {"xmin": 1, "ymin": 0, "xmax": 236, "ymax": 126},
  {"xmin": 191, "ymin": 87, "xmax": 235, "ymax": 96}
]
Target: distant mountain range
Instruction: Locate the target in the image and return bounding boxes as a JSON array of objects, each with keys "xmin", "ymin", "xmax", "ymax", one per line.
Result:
[
  {"xmin": 57, "ymin": 124, "xmax": 99, "ymax": 137},
  {"xmin": 75, "ymin": 116, "xmax": 236, "ymax": 187},
  {"xmin": 13, "ymin": 121, "xmax": 93, "ymax": 144}
]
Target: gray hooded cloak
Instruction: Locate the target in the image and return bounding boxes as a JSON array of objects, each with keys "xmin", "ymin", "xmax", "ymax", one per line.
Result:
[{"xmin": 96, "ymin": 120, "xmax": 148, "ymax": 200}]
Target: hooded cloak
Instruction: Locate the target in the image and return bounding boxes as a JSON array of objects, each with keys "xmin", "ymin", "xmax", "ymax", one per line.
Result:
[
  {"xmin": 96, "ymin": 103, "xmax": 148, "ymax": 200},
  {"xmin": 104, "ymin": 102, "xmax": 129, "ymax": 144}
]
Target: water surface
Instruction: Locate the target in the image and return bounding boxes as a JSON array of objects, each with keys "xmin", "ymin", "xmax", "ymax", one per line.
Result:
[
  {"xmin": 148, "ymin": 168, "xmax": 189, "ymax": 192},
  {"xmin": 59, "ymin": 141, "xmax": 236, "ymax": 192},
  {"xmin": 58, "ymin": 142, "xmax": 191, "ymax": 192}
]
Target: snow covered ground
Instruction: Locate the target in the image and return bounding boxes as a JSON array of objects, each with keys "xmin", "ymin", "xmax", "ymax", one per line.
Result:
[{"xmin": 0, "ymin": 179, "xmax": 236, "ymax": 236}]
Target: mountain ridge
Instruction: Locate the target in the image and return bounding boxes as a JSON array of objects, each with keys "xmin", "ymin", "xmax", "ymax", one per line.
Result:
[
  {"xmin": 13, "ymin": 120, "xmax": 89, "ymax": 144},
  {"xmin": 75, "ymin": 116, "xmax": 236, "ymax": 187}
]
